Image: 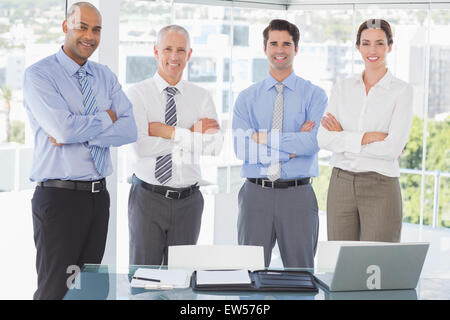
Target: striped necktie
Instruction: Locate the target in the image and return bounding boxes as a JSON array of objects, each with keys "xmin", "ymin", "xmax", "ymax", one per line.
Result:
[
  {"xmin": 267, "ymin": 83, "xmax": 284, "ymax": 181},
  {"xmin": 76, "ymin": 67, "xmax": 107, "ymax": 176},
  {"xmin": 155, "ymin": 87, "xmax": 178, "ymax": 185}
]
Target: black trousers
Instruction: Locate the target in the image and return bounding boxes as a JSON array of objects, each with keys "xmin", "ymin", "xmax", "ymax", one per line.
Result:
[{"xmin": 31, "ymin": 186, "xmax": 110, "ymax": 300}]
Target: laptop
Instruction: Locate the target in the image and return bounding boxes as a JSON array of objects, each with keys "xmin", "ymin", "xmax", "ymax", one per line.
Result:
[{"xmin": 314, "ymin": 243, "xmax": 429, "ymax": 292}]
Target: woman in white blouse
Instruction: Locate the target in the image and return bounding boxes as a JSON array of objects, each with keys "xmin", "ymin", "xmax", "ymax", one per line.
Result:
[{"xmin": 317, "ymin": 19, "xmax": 413, "ymax": 242}]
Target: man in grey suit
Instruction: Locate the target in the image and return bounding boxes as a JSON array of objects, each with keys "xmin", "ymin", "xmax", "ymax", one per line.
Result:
[{"xmin": 126, "ymin": 25, "xmax": 223, "ymax": 266}]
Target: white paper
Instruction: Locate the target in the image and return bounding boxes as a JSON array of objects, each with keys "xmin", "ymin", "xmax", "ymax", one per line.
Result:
[
  {"xmin": 196, "ymin": 270, "xmax": 252, "ymax": 285},
  {"xmin": 130, "ymin": 268, "xmax": 190, "ymax": 288},
  {"xmin": 168, "ymin": 245, "xmax": 264, "ymax": 270}
]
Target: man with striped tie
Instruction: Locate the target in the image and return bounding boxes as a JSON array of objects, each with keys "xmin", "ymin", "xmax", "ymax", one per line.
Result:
[
  {"xmin": 23, "ymin": 2, "xmax": 137, "ymax": 299},
  {"xmin": 232, "ymin": 20, "xmax": 327, "ymax": 268},
  {"xmin": 127, "ymin": 25, "xmax": 223, "ymax": 266}
]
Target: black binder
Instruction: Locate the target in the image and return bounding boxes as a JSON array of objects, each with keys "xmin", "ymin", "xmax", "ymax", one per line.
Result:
[{"xmin": 191, "ymin": 269, "xmax": 318, "ymax": 292}]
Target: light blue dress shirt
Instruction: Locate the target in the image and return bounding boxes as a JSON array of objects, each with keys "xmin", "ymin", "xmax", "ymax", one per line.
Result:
[
  {"xmin": 23, "ymin": 47, "xmax": 137, "ymax": 182},
  {"xmin": 232, "ymin": 71, "xmax": 328, "ymax": 179}
]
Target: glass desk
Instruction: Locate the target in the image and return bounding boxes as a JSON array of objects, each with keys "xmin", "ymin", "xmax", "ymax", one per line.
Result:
[{"xmin": 63, "ymin": 264, "xmax": 450, "ymax": 300}]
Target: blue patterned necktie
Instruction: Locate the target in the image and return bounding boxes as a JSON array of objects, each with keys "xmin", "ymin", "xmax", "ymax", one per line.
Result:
[
  {"xmin": 155, "ymin": 87, "xmax": 178, "ymax": 185},
  {"xmin": 76, "ymin": 67, "xmax": 107, "ymax": 176}
]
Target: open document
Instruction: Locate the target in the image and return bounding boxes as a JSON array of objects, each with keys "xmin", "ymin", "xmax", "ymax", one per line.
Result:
[
  {"xmin": 130, "ymin": 268, "xmax": 191, "ymax": 289},
  {"xmin": 192, "ymin": 269, "xmax": 318, "ymax": 292}
]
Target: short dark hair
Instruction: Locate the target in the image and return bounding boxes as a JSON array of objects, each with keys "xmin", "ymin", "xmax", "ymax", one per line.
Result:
[
  {"xmin": 356, "ymin": 19, "xmax": 393, "ymax": 46},
  {"xmin": 263, "ymin": 19, "xmax": 300, "ymax": 49}
]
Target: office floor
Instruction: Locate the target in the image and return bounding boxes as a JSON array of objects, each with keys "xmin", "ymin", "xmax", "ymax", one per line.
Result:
[{"xmin": 0, "ymin": 189, "xmax": 37, "ymax": 299}]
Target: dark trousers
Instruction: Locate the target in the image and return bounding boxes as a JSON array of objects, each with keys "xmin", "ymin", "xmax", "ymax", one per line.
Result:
[{"xmin": 31, "ymin": 186, "xmax": 110, "ymax": 300}]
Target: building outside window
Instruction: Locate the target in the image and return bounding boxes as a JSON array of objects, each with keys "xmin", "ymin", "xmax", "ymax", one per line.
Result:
[{"xmin": 0, "ymin": 0, "xmax": 448, "ymax": 299}]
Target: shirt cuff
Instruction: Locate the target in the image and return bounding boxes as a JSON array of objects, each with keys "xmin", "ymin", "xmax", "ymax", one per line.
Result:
[
  {"xmin": 278, "ymin": 150, "xmax": 290, "ymax": 162},
  {"xmin": 173, "ymin": 127, "xmax": 192, "ymax": 147},
  {"xmin": 97, "ymin": 111, "xmax": 113, "ymax": 132},
  {"xmin": 266, "ymin": 132, "xmax": 290, "ymax": 162},
  {"xmin": 345, "ymin": 131, "xmax": 364, "ymax": 153}
]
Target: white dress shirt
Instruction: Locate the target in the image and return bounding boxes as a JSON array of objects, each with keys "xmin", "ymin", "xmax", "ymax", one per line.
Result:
[
  {"xmin": 127, "ymin": 72, "xmax": 223, "ymax": 187},
  {"xmin": 317, "ymin": 70, "xmax": 413, "ymax": 177}
]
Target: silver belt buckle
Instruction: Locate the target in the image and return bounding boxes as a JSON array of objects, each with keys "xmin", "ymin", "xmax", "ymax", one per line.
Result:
[
  {"xmin": 261, "ymin": 179, "xmax": 274, "ymax": 189},
  {"xmin": 165, "ymin": 190, "xmax": 181, "ymax": 199},
  {"xmin": 91, "ymin": 181, "xmax": 101, "ymax": 193}
]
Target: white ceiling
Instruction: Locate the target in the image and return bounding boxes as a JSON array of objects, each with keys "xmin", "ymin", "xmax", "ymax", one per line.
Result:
[{"xmin": 175, "ymin": 0, "xmax": 450, "ymax": 10}]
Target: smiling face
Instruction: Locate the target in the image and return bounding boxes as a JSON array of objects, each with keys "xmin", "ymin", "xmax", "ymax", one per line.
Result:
[
  {"xmin": 264, "ymin": 29, "xmax": 298, "ymax": 74},
  {"xmin": 62, "ymin": 5, "xmax": 102, "ymax": 66},
  {"xmin": 357, "ymin": 28, "xmax": 392, "ymax": 70},
  {"xmin": 154, "ymin": 31, "xmax": 192, "ymax": 85}
]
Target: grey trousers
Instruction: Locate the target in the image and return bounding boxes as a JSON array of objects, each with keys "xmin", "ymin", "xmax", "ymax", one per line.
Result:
[
  {"xmin": 238, "ymin": 180, "xmax": 319, "ymax": 268},
  {"xmin": 327, "ymin": 167, "xmax": 403, "ymax": 242},
  {"xmin": 128, "ymin": 182, "xmax": 204, "ymax": 266}
]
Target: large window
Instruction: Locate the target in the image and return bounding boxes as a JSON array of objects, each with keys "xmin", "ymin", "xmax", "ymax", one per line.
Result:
[
  {"xmin": 1, "ymin": 0, "xmax": 449, "ymax": 299},
  {"xmin": 118, "ymin": 0, "xmax": 449, "ymax": 263},
  {"xmin": 426, "ymin": 7, "xmax": 450, "ymax": 228},
  {"xmin": 0, "ymin": 0, "xmax": 65, "ymax": 299},
  {"xmin": 126, "ymin": 56, "xmax": 157, "ymax": 83}
]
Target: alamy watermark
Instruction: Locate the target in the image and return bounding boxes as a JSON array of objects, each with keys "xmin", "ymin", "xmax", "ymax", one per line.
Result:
[
  {"xmin": 66, "ymin": 265, "xmax": 81, "ymax": 290},
  {"xmin": 366, "ymin": 264, "xmax": 381, "ymax": 290}
]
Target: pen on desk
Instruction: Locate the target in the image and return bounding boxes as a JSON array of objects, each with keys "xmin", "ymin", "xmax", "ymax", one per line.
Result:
[{"xmin": 132, "ymin": 276, "xmax": 161, "ymax": 282}]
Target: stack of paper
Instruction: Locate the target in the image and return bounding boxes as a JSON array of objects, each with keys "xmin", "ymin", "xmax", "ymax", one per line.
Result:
[
  {"xmin": 130, "ymin": 268, "xmax": 190, "ymax": 289},
  {"xmin": 196, "ymin": 270, "xmax": 252, "ymax": 285}
]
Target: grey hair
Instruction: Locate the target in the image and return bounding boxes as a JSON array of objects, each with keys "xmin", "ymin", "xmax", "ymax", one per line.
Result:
[
  {"xmin": 66, "ymin": 2, "xmax": 101, "ymax": 21},
  {"xmin": 156, "ymin": 25, "xmax": 191, "ymax": 50}
]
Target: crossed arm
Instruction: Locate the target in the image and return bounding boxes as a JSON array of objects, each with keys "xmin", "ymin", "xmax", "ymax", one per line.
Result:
[
  {"xmin": 48, "ymin": 109, "xmax": 118, "ymax": 146},
  {"xmin": 321, "ymin": 112, "xmax": 387, "ymax": 145},
  {"xmin": 138, "ymin": 96, "xmax": 223, "ymax": 158},
  {"xmin": 319, "ymin": 111, "xmax": 411, "ymax": 161},
  {"xmin": 147, "ymin": 118, "xmax": 219, "ymax": 139},
  {"xmin": 250, "ymin": 120, "xmax": 316, "ymax": 158},
  {"xmin": 24, "ymin": 69, "xmax": 137, "ymax": 148},
  {"xmin": 233, "ymin": 87, "xmax": 327, "ymax": 164},
  {"xmin": 147, "ymin": 116, "xmax": 223, "ymax": 157},
  {"xmin": 317, "ymin": 81, "xmax": 414, "ymax": 159}
]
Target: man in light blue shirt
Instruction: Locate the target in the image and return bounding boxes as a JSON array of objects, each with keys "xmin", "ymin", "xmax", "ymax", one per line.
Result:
[
  {"xmin": 23, "ymin": 2, "xmax": 137, "ymax": 299},
  {"xmin": 233, "ymin": 19, "xmax": 327, "ymax": 268}
]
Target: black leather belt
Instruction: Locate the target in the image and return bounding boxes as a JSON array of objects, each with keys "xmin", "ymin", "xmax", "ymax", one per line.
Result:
[
  {"xmin": 132, "ymin": 175, "xmax": 199, "ymax": 200},
  {"xmin": 248, "ymin": 177, "xmax": 311, "ymax": 189},
  {"xmin": 37, "ymin": 178, "xmax": 106, "ymax": 193}
]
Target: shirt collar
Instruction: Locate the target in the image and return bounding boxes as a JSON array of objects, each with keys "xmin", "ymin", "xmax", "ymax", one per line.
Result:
[
  {"xmin": 264, "ymin": 70, "xmax": 296, "ymax": 92},
  {"xmin": 153, "ymin": 71, "xmax": 184, "ymax": 95},
  {"xmin": 56, "ymin": 46, "xmax": 94, "ymax": 77},
  {"xmin": 355, "ymin": 69, "xmax": 393, "ymax": 89}
]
